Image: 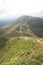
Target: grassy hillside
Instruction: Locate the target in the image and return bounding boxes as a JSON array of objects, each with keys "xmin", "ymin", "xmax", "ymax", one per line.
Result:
[
  {"xmin": 0, "ymin": 37, "xmax": 43, "ymax": 65},
  {"xmin": 0, "ymin": 16, "xmax": 43, "ymax": 48},
  {"xmin": 0, "ymin": 16, "xmax": 43, "ymax": 38},
  {"xmin": 0, "ymin": 16, "xmax": 43, "ymax": 65}
]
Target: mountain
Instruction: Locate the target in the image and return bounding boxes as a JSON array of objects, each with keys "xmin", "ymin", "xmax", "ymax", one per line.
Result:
[
  {"xmin": 0, "ymin": 17, "xmax": 16, "ymax": 26},
  {"xmin": 0, "ymin": 15, "xmax": 43, "ymax": 48},
  {"xmin": 0, "ymin": 15, "xmax": 43, "ymax": 65},
  {"xmin": 0, "ymin": 15, "xmax": 43, "ymax": 38}
]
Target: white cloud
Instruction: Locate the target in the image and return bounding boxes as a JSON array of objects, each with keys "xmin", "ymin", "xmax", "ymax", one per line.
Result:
[{"xmin": 0, "ymin": 0, "xmax": 43, "ymax": 18}]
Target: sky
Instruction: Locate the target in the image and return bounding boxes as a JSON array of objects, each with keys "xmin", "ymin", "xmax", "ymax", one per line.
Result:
[{"xmin": 0, "ymin": 0, "xmax": 43, "ymax": 19}]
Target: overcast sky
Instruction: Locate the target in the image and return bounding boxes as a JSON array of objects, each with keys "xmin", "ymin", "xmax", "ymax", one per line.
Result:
[{"xmin": 0, "ymin": 0, "xmax": 43, "ymax": 19}]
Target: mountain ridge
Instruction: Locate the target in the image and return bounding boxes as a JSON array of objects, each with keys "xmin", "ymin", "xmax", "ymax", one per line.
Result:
[
  {"xmin": 0, "ymin": 15, "xmax": 43, "ymax": 65},
  {"xmin": 1, "ymin": 15, "xmax": 43, "ymax": 38}
]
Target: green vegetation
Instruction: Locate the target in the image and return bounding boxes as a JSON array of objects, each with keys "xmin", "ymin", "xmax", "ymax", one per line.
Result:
[
  {"xmin": 0, "ymin": 16, "xmax": 43, "ymax": 65},
  {"xmin": 0, "ymin": 16, "xmax": 43, "ymax": 38},
  {"xmin": 0, "ymin": 37, "xmax": 43, "ymax": 65}
]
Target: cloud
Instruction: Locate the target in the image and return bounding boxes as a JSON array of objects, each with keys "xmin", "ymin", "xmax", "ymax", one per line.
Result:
[{"xmin": 0, "ymin": 0, "xmax": 43, "ymax": 18}]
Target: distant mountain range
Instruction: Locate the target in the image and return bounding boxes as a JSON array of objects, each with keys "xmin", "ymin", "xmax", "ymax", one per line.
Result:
[
  {"xmin": 0, "ymin": 15, "xmax": 43, "ymax": 26},
  {"xmin": 0, "ymin": 17, "xmax": 16, "ymax": 26}
]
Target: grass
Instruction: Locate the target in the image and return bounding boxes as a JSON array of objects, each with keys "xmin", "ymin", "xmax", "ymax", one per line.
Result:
[
  {"xmin": 0, "ymin": 15, "xmax": 43, "ymax": 65},
  {"xmin": 0, "ymin": 37, "xmax": 43, "ymax": 65}
]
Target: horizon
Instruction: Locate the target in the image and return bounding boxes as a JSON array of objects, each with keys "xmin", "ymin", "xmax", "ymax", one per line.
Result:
[{"xmin": 0, "ymin": 15, "xmax": 43, "ymax": 21}]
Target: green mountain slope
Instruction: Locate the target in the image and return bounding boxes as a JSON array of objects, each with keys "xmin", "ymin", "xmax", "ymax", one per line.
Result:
[
  {"xmin": 0, "ymin": 16, "xmax": 43, "ymax": 48},
  {"xmin": 0, "ymin": 37, "xmax": 43, "ymax": 65},
  {"xmin": 0, "ymin": 15, "xmax": 43, "ymax": 38},
  {"xmin": 0, "ymin": 16, "xmax": 43, "ymax": 65}
]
